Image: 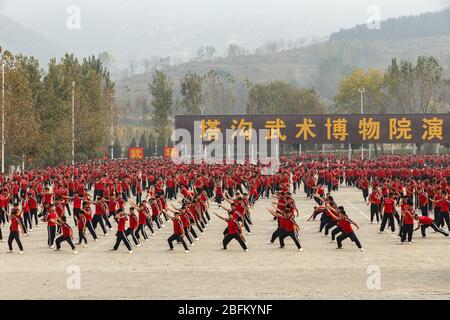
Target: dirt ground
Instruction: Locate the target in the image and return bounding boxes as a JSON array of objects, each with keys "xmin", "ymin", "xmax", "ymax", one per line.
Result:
[{"xmin": 1, "ymin": 186, "xmax": 449, "ymax": 300}]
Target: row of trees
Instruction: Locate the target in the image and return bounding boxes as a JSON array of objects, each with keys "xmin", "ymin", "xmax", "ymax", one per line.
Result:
[
  {"xmin": 335, "ymin": 56, "xmax": 450, "ymax": 114},
  {"xmin": 0, "ymin": 48, "xmax": 115, "ymax": 167}
]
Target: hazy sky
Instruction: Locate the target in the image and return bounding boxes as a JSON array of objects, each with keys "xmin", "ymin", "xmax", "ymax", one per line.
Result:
[{"xmin": 1, "ymin": 0, "xmax": 449, "ymax": 65}]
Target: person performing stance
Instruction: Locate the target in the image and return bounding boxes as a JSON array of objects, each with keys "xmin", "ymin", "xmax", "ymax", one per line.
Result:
[
  {"xmin": 414, "ymin": 214, "xmax": 449, "ymax": 238},
  {"xmin": 55, "ymin": 216, "xmax": 78, "ymax": 254},
  {"xmin": 166, "ymin": 211, "xmax": 190, "ymax": 253},
  {"xmin": 214, "ymin": 211, "xmax": 248, "ymax": 252},
  {"xmin": 111, "ymin": 208, "xmax": 133, "ymax": 254},
  {"xmin": 7, "ymin": 207, "xmax": 24, "ymax": 254}
]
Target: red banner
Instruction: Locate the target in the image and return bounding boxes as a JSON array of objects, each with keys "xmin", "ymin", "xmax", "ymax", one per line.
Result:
[
  {"xmin": 128, "ymin": 147, "xmax": 145, "ymax": 159},
  {"xmin": 163, "ymin": 146, "xmax": 177, "ymax": 159}
]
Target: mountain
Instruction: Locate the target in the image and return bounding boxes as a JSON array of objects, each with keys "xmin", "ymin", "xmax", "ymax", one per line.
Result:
[{"xmin": 0, "ymin": 14, "xmax": 63, "ymax": 63}]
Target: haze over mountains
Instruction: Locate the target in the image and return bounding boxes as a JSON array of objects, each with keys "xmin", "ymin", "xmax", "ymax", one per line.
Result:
[{"xmin": 2, "ymin": 1, "xmax": 450, "ymax": 113}]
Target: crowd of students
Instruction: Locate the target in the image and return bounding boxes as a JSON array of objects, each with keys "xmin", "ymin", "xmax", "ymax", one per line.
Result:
[{"xmin": 0, "ymin": 154, "xmax": 448, "ymax": 255}]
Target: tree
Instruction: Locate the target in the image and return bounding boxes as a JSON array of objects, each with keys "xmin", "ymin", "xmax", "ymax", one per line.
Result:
[
  {"xmin": 246, "ymin": 81, "xmax": 325, "ymax": 115},
  {"xmin": 227, "ymin": 44, "xmax": 245, "ymax": 58},
  {"xmin": 128, "ymin": 58, "xmax": 137, "ymax": 76},
  {"xmin": 335, "ymin": 68, "xmax": 387, "ymax": 114},
  {"xmin": 384, "ymin": 56, "xmax": 449, "ymax": 113},
  {"xmin": 149, "ymin": 70, "xmax": 173, "ymax": 146},
  {"xmin": 142, "ymin": 58, "xmax": 152, "ymax": 73},
  {"xmin": 205, "ymin": 46, "xmax": 216, "ymax": 59},
  {"xmin": 180, "ymin": 72, "xmax": 203, "ymax": 115}
]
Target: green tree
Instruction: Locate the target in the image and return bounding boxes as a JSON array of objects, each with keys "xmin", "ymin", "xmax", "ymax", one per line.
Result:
[
  {"xmin": 149, "ymin": 70, "xmax": 173, "ymax": 145},
  {"xmin": 246, "ymin": 81, "xmax": 325, "ymax": 114},
  {"xmin": 335, "ymin": 68, "xmax": 387, "ymax": 114},
  {"xmin": 180, "ymin": 72, "xmax": 203, "ymax": 115}
]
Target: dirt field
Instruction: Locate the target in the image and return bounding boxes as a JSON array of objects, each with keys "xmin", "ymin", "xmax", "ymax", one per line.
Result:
[{"xmin": 1, "ymin": 186, "xmax": 449, "ymax": 299}]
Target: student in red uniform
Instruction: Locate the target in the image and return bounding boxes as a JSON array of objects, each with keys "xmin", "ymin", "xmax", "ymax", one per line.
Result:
[
  {"xmin": 77, "ymin": 212, "xmax": 88, "ymax": 247},
  {"xmin": 111, "ymin": 208, "xmax": 133, "ymax": 254},
  {"xmin": 331, "ymin": 207, "xmax": 363, "ymax": 252},
  {"xmin": 55, "ymin": 216, "xmax": 77, "ymax": 254},
  {"xmin": 166, "ymin": 211, "xmax": 190, "ymax": 253},
  {"xmin": 214, "ymin": 211, "xmax": 248, "ymax": 251},
  {"xmin": 125, "ymin": 207, "xmax": 140, "ymax": 246},
  {"xmin": 379, "ymin": 193, "xmax": 396, "ymax": 233},
  {"xmin": 43, "ymin": 204, "xmax": 58, "ymax": 248},
  {"xmin": 399, "ymin": 199, "xmax": 415, "ymax": 244},
  {"xmin": 7, "ymin": 206, "xmax": 24, "ymax": 254},
  {"xmin": 27, "ymin": 191, "xmax": 39, "ymax": 228},
  {"xmin": 368, "ymin": 188, "xmax": 381, "ymax": 224},
  {"xmin": 414, "ymin": 214, "xmax": 449, "ymax": 237}
]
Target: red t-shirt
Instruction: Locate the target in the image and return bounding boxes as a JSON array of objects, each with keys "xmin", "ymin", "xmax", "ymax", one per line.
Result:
[{"xmin": 227, "ymin": 219, "xmax": 239, "ymax": 235}]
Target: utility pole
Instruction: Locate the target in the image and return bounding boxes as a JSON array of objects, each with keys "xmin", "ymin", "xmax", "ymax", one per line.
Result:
[
  {"xmin": 1, "ymin": 62, "xmax": 5, "ymax": 173},
  {"xmin": 359, "ymin": 87, "xmax": 365, "ymax": 160},
  {"xmin": 110, "ymin": 96, "xmax": 114, "ymax": 160},
  {"xmin": 71, "ymin": 81, "xmax": 75, "ymax": 166}
]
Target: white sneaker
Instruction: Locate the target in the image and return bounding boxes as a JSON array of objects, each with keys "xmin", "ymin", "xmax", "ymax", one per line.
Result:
[
  {"xmin": 145, "ymin": 239, "xmax": 149, "ymax": 242},
  {"xmin": 408, "ymin": 241, "xmax": 413, "ymax": 245},
  {"xmin": 247, "ymin": 232, "xmax": 251, "ymax": 235},
  {"xmin": 267, "ymin": 241, "xmax": 273, "ymax": 244},
  {"xmin": 190, "ymin": 243, "xmax": 195, "ymax": 247},
  {"xmin": 128, "ymin": 250, "xmax": 133, "ymax": 254},
  {"xmin": 73, "ymin": 250, "xmax": 78, "ymax": 255},
  {"xmin": 360, "ymin": 248, "xmax": 364, "ymax": 252},
  {"xmin": 19, "ymin": 251, "xmax": 24, "ymax": 255},
  {"xmin": 136, "ymin": 244, "xmax": 141, "ymax": 247},
  {"xmin": 152, "ymin": 233, "xmax": 155, "ymax": 237},
  {"xmin": 184, "ymin": 250, "xmax": 190, "ymax": 253},
  {"xmin": 378, "ymin": 231, "xmax": 384, "ymax": 234},
  {"xmin": 94, "ymin": 239, "xmax": 98, "ymax": 242},
  {"xmin": 103, "ymin": 233, "xmax": 108, "ymax": 236},
  {"xmin": 298, "ymin": 248, "xmax": 304, "ymax": 252},
  {"xmin": 83, "ymin": 244, "xmax": 88, "ymax": 248},
  {"xmin": 50, "ymin": 245, "xmax": 55, "ymax": 249},
  {"xmin": 195, "ymin": 238, "xmax": 199, "ymax": 241},
  {"xmin": 201, "ymin": 232, "xmax": 205, "ymax": 235},
  {"xmin": 397, "ymin": 242, "xmax": 402, "ymax": 245},
  {"xmin": 244, "ymin": 249, "xmax": 249, "ymax": 252}
]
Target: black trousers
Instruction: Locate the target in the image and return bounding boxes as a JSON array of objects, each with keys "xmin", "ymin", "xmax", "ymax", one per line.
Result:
[
  {"xmin": 78, "ymin": 230, "xmax": 87, "ymax": 244},
  {"xmin": 126, "ymin": 228, "xmax": 140, "ymax": 245},
  {"xmin": 279, "ymin": 230, "xmax": 301, "ymax": 249},
  {"xmin": 337, "ymin": 232, "xmax": 362, "ymax": 249},
  {"xmin": 421, "ymin": 223, "xmax": 449, "ymax": 237},
  {"xmin": 401, "ymin": 224, "xmax": 414, "ymax": 242},
  {"xmin": 92, "ymin": 215, "xmax": 107, "ymax": 234},
  {"xmin": 114, "ymin": 231, "xmax": 132, "ymax": 251},
  {"xmin": 331, "ymin": 226, "xmax": 342, "ymax": 240},
  {"xmin": 223, "ymin": 233, "xmax": 247, "ymax": 250},
  {"xmin": 145, "ymin": 218, "xmax": 155, "ymax": 234},
  {"xmin": 370, "ymin": 203, "xmax": 380, "ymax": 223},
  {"xmin": 380, "ymin": 213, "xmax": 395, "ymax": 232},
  {"xmin": 135, "ymin": 224, "xmax": 148, "ymax": 240},
  {"xmin": 30, "ymin": 208, "xmax": 38, "ymax": 226},
  {"xmin": 437, "ymin": 212, "xmax": 450, "ymax": 231},
  {"xmin": 324, "ymin": 220, "xmax": 336, "ymax": 236},
  {"xmin": 8, "ymin": 231, "xmax": 23, "ymax": 251},
  {"xmin": 270, "ymin": 227, "xmax": 283, "ymax": 243},
  {"xmin": 23, "ymin": 212, "xmax": 32, "ymax": 231},
  {"xmin": 47, "ymin": 225, "xmax": 56, "ymax": 246},
  {"xmin": 168, "ymin": 234, "xmax": 189, "ymax": 250},
  {"xmin": 86, "ymin": 221, "xmax": 98, "ymax": 240},
  {"xmin": 56, "ymin": 235, "xmax": 76, "ymax": 250}
]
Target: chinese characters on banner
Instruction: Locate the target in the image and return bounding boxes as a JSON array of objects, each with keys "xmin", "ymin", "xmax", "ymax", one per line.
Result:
[
  {"xmin": 163, "ymin": 146, "xmax": 177, "ymax": 159},
  {"xmin": 175, "ymin": 114, "xmax": 449, "ymax": 144},
  {"xmin": 128, "ymin": 147, "xmax": 145, "ymax": 159}
]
